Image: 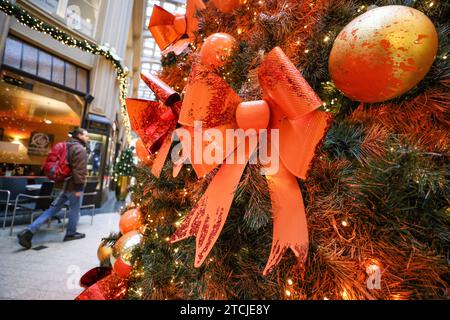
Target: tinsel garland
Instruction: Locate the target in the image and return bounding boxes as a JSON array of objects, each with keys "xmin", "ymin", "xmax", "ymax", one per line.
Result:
[{"xmin": 0, "ymin": 0, "xmax": 131, "ymax": 140}]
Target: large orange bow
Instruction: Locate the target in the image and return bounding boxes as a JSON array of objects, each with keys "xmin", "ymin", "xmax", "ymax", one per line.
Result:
[
  {"xmin": 149, "ymin": 0, "xmax": 206, "ymax": 56},
  {"xmin": 170, "ymin": 47, "xmax": 332, "ymax": 275},
  {"xmin": 126, "ymin": 73, "xmax": 181, "ymax": 178}
]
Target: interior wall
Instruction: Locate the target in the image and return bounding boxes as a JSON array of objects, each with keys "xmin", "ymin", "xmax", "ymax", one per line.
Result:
[{"xmin": 0, "ymin": 119, "xmax": 76, "ymax": 166}]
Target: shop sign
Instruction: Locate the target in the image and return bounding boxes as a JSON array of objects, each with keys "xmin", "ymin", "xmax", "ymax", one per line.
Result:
[{"xmin": 28, "ymin": 132, "xmax": 54, "ymax": 156}]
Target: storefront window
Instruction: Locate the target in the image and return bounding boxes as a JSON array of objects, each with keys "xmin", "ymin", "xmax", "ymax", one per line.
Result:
[
  {"xmin": 86, "ymin": 133, "xmax": 105, "ymax": 179},
  {"xmin": 26, "ymin": 0, "xmax": 102, "ymax": 38},
  {"xmin": 0, "ymin": 70, "xmax": 83, "ymax": 175}
]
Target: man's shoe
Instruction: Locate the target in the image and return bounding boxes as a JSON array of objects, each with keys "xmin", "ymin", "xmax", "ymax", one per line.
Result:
[
  {"xmin": 18, "ymin": 230, "xmax": 33, "ymax": 249},
  {"xmin": 63, "ymin": 232, "xmax": 86, "ymax": 242}
]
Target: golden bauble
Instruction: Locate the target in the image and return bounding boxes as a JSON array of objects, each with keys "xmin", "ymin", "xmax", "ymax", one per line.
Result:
[
  {"xmin": 329, "ymin": 5, "xmax": 438, "ymax": 103},
  {"xmin": 97, "ymin": 243, "xmax": 113, "ymax": 264},
  {"xmin": 112, "ymin": 230, "xmax": 143, "ymax": 266}
]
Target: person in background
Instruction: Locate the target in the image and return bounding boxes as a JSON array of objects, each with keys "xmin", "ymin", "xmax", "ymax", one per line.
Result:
[{"xmin": 17, "ymin": 128, "xmax": 90, "ymax": 249}]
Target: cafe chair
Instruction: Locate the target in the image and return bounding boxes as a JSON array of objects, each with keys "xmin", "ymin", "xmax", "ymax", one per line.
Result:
[
  {"xmin": 62, "ymin": 181, "xmax": 98, "ymax": 228},
  {"xmin": 9, "ymin": 182, "xmax": 55, "ymax": 236},
  {"xmin": 0, "ymin": 189, "xmax": 10, "ymax": 230},
  {"xmin": 0, "ymin": 178, "xmax": 30, "ymax": 230}
]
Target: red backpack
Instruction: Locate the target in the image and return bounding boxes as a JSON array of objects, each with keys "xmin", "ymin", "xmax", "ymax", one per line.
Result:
[{"xmin": 42, "ymin": 142, "xmax": 72, "ymax": 182}]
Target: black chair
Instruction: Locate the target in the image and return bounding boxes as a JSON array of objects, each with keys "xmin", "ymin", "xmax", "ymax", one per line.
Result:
[
  {"xmin": 0, "ymin": 178, "xmax": 29, "ymax": 230},
  {"xmin": 9, "ymin": 182, "xmax": 55, "ymax": 236},
  {"xmin": 62, "ymin": 181, "xmax": 98, "ymax": 227}
]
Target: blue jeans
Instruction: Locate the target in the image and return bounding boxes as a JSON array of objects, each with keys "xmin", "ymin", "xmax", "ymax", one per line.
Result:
[{"xmin": 27, "ymin": 191, "xmax": 83, "ymax": 236}]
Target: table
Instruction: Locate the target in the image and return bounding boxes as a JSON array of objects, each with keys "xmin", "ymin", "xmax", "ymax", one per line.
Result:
[{"xmin": 26, "ymin": 184, "xmax": 42, "ymax": 191}]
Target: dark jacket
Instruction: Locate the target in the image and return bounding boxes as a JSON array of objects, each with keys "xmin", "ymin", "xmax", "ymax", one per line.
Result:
[{"xmin": 62, "ymin": 138, "xmax": 88, "ymax": 192}]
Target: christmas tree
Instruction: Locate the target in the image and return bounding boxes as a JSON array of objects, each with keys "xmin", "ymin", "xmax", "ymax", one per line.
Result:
[
  {"xmin": 113, "ymin": 148, "xmax": 136, "ymax": 178},
  {"xmin": 80, "ymin": 0, "xmax": 449, "ymax": 300}
]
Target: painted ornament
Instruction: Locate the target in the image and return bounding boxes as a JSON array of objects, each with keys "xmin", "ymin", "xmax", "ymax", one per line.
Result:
[{"xmin": 329, "ymin": 5, "xmax": 438, "ymax": 103}]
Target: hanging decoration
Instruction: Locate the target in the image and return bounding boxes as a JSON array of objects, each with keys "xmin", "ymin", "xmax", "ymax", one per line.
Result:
[
  {"xmin": 170, "ymin": 46, "xmax": 332, "ymax": 275},
  {"xmin": 148, "ymin": 0, "xmax": 205, "ymax": 56},
  {"xmin": 0, "ymin": 0, "xmax": 132, "ymax": 141},
  {"xmin": 126, "ymin": 73, "xmax": 182, "ymax": 178},
  {"xmin": 329, "ymin": 5, "xmax": 438, "ymax": 103}
]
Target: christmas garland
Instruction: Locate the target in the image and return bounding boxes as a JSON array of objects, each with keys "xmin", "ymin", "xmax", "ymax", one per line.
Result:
[{"xmin": 0, "ymin": 0, "xmax": 131, "ymax": 139}]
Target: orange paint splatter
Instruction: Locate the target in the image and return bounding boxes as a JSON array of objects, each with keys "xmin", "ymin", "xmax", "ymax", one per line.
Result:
[
  {"xmin": 351, "ymin": 29, "xmax": 358, "ymax": 36},
  {"xmin": 398, "ymin": 47, "xmax": 408, "ymax": 52},
  {"xmin": 330, "ymin": 50, "xmax": 402, "ymax": 102},
  {"xmin": 399, "ymin": 62, "xmax": 417, "ymax": 72},
  {"xmin": 380, "ymin": 39, "xmax": 391, "ymax": 52},
  {"xmin": 339, "ymin": 31, "xmax": 348, "ymax": 41},
  {"xmin": 414, "ymin": 34, "xmax": 428, "ymax": 44}
]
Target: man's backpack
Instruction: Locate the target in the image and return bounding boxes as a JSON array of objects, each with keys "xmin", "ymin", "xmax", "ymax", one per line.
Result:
[{"xmin": 42, "ymin": 142, "xmax": 72, "ymax": 182}]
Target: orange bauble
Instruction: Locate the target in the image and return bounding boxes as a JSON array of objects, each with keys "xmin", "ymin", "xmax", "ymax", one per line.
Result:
[
  {"xmin": 329, "ymin": 5, "xmax": 438, "ymax": 103},
  {"xmin": 119, "ymin": 208, "xmax": 142, "ymax": 234},
  {"xmin": 212, "ymin": 0, "xmax": 242, "ymax": 13},
  {"xmin": 236, "ymin": 100, "xmax": 270, "ymax": 131},
  {"xmin": 199, "ymin": 33, "xmax": 236, "ymax": 69},
  {"xmin": 135, "ymin": 139, "xmax": 150, "ymax": 163}
]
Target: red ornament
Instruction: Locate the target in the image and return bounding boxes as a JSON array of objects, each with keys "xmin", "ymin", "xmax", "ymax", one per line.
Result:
[
  {"xmin": 119, "ymin": 208, "xmax": 142, "ymax": 234},
  {"xmin": 113, "ymin": 257, "xmax": 133, "ymax": 278}
]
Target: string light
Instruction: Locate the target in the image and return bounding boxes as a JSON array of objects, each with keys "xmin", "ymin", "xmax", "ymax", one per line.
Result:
[{"xmin": 341, "ymin": 290, "xmax": 350, "ymax": 300}]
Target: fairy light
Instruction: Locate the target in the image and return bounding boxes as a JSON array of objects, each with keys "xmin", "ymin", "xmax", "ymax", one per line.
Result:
[
  {"xmin": 237, "ymin": 27, "xmax": 243, "ymax": 35},
  {"xmin": 342, "ymin": 220, "xmax": 349, "ymax": 227},
  {"xmin": 341, "ymin": 290, "xmax": 349, "ymax": 300},
  {"xmin": 287, "ymin": 279, "xmax": 293, "ymax": 286},
  {"xmin": 304, "ymin": 49, "xmax": 310, "ymax": 53},
  {"xmin": 324, "ymin": 36, "xmax": 330, "ymax": 42},
  {"xmin": 285, "ymin": 290, "xmax": 292, "ymax": 297},
  {"xmin": 429, "ymin": 2, "xmax": 434, "ymax": 7}
]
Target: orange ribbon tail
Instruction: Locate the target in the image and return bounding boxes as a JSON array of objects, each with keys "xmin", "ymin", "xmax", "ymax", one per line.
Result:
[
  {"xmin": 264, "ymin": 163, "xmax": 309, "ymax": 276},
  {"xmin": 171, "ymin": 139, "xmax": 257, "ymax": 267}
]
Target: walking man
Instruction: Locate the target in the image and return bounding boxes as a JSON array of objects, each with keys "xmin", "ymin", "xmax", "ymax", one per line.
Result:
[{"xmin": 18, "ymin": 128, "xmax": 90, "ymax": 249}]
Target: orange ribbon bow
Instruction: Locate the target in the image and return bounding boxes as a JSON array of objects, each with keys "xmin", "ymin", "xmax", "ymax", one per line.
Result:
[
  {"xmin": 149, "ymin": 0, "xmax": 206, "ymax": 56},
  {"xmin": 170, "ymin": 47, "xmax": 332, "ymax": 275},
  {"xmin": 126, "ymin": 73, "xmax": 182, "ymax": 178}
]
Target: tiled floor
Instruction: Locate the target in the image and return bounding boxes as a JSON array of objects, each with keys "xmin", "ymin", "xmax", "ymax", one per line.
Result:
[{"xmin": 0, "ymin": 213, "xmax": 120, "ymax": 300}]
